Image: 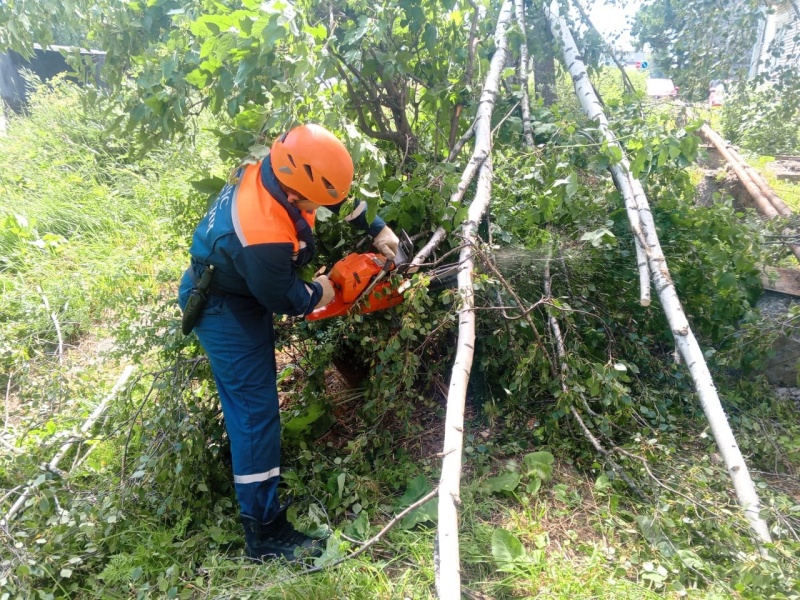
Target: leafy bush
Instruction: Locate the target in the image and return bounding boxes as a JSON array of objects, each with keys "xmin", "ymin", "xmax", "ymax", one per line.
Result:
[
  {"xmin": 722, "ymin": 83, "xmax": 800, "ymax": 155},
  {"xmin": 1, "ymin": 55, "xmax": 798, "ymax": 600}
]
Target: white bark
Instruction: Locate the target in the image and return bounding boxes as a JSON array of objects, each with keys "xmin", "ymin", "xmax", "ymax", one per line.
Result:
[
  {"xmin": 37, "ymin": 286, "xmax": 64, "ymax": 365},
  {"xmin": 699, "ymin": 124, "xmax": 800, "ymax": 261},
  {"xmin": 513, "ymin": 0, "xmax": 534, "ymax": 147},
  {"xmin": 544, "ymin": 7, "xmax": 652, "ymax": 305},
  {"xmin": 546, "ymin": 1, "xmax": 772, "ymax": 547},
  {"xmin": 412, "ymin": 226, "xmax": 447, "ymax": 270},
  {"xmin": 1, "ymin": 365, "xmax": 134, "ymax": 526},
  {"xmin": 437, "ymin": 2, "xmax": 513, "ymax": 597}
]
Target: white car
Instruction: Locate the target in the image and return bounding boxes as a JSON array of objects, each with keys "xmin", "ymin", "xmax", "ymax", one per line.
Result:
[{"xmin": 646, "ymin": 78, "xmax": 678, "ymax": 98}]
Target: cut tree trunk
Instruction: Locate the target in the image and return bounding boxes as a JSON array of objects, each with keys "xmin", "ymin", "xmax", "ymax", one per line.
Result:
[
  {"xmin": 513, "ymin": 0, "xmax": 534, "ymax": 147},
  {"xmin": 436, "ymin": 2, "xmax": 513, "ymax": 598},
  {"xmin": 545, "ymin": 0, "xmax": 772, "ymax": 549}
]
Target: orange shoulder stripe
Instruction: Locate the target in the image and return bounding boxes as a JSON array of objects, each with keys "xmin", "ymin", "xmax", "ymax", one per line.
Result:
[{"xmin": 232, "ymin": 163, "xmax": 298, "ymax": 249}]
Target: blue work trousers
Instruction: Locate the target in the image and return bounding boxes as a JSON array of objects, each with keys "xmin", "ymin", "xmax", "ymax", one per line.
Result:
[{"xmin": 179, "ymin": 272, "xmax": 281, "ymax": 523}]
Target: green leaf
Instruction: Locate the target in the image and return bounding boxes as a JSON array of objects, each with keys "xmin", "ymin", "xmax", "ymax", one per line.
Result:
[
  {"xmin": 397, "ymin": 473, "xmax": 431, "ymax": 507},
  {"xmin": 525, "ymin": 477, "xmax": 542, "ymax": 495},
  {"xmin": 523, "ymin": 451, "xmax": 554, "ymax": 482},
  {"xmin": 482, "ymin": 471, "xmax": 521, "ymax": 494},
  {"xmin": 422, "ymin": 24, "xmax": 438, "ymax": 53},
  {"xmin": 636, "ymin": 515, "xmax": 674, "ymax": 558},
  {"xmin": 595, "ymin": 473, "xmax": 612, "ymax": 490},
  {"xmin": 716, "ymin": 272, "xmax": 737, "ymax": 290},
  {"xmin": 632, "ymin": 148, "xmax": 648, "ymax": 177},
  {"xmin": 523, "ymin": 451, "xmax": 554, "ymax": 467},
  {"xmin": 400, "ymin": 496, "xmax": 438, "ymax": 529},
  {"xmin": 191, "ymin": 177, "xmax": 226, "ymax": 195},
  {"xmin": 344, "ymin": 511, "xmax": 370, "ymax": 539},
  {"xmin": 491, "ymin": 528, "xmax": 527, "ymax": 572}
]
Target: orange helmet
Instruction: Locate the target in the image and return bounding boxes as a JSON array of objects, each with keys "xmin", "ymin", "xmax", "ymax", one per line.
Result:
[{"xmin": 271, "ymin": 124, "xmax": 354, "ymax": 206}]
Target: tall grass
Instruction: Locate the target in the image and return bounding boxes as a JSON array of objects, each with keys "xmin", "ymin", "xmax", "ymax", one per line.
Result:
[{"xmin": 0, "ymin": 77, "xmax": 222, "ymax": 370}]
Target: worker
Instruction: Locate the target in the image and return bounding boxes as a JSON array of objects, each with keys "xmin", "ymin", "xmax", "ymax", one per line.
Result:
[{"xmin": 177, "ymin": 124, "xmax": 399, "ymax": 561}]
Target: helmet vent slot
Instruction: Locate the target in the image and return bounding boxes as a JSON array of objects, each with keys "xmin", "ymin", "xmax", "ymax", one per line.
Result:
[
  {"xmin": 303, "ymin": 164, "xmax": 314, "ymax": 182},
  {"xmin": 287, "ymin": 154, "xmax": 296, "ymax": 168},
  {"xmin": 322, "ymin": 177, "xmax": 338, "ymax": 199}
]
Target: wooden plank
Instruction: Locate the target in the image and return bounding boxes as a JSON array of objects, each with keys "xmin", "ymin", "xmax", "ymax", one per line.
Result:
[
  {"xmin": 762, "ymin": 267, "xmax": 800, "ymax": 297},
  {"xmin": 776, "ymin": 172, "xmax": 800, "ymax": 182}
]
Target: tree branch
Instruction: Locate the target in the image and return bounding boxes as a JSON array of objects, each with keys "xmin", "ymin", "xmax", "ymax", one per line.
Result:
[
  {"xmin": 438, "ymin": 5, "xmax": 514, "ymax": 596},
  {"xmin": 269, "ymin": 487, "xmax": 439, "ymax": 583},
  {"xmin": 333, "ymin": 60, "xmax": 400, "ymax": 143},
  {"xmin": 513, "ymin": 0, "xmax": 534, "ymax": 146},
  {"xmin": 545, "ymin": 0, "xmax": 772, "ymax": 550}
]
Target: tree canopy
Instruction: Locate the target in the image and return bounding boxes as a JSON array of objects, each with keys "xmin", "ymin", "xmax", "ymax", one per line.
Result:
[{"xmin": 1, "ymin": 0, "xmax": 799, "ymax": 598}]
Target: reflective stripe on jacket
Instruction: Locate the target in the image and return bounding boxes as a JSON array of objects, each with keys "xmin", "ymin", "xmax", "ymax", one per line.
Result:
[{"xmin": 187, "ymin": 156, "xmax": 387, "ymax": 317}]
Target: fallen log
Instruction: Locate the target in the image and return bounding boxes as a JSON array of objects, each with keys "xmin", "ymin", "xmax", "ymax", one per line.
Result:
[
  {"xmin": 545, "ymin": 0, "xmax": 772, "ymax": 550},
  {"xmin": 700, "ymin": 124, "xmax": 790, "ymax": 217},
  {"xmin": 701, "ymin": 125, "xmax": 800, "ymax": 262},
  {"xmin": 437, "ymin": 2, "xmax": 512, "ymax": 597}
]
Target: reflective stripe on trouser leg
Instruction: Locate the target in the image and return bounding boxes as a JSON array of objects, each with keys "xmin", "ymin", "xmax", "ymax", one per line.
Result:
[{"xmin": 179, "ymin": 282, "xmax": 282, "ymax": 524}]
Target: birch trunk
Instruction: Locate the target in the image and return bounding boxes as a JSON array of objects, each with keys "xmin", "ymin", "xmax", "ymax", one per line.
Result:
[
  {"xmin": 700, "ymin": 124, "xmax": 800, "ymax": 262},
  {"xmin": 437, "ymin": 2, "xmax": 512, "ymax": 597},
  {"xmin": 513, "ymin": 0, "xmax": 534, "ymax": 147},
  {"xmin": 545, "ymin": 0, "xmax": 772, "ymax": 547}
]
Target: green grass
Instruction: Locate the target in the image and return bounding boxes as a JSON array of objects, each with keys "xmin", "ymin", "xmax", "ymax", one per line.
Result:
[
  {"xmin": 0, "ymin": 78, "xmax": 221, "ymax": 370},
  {"xmin": 750, "ymin": 156, "xmax": 800, "ymax": 212},
  {"xmin": 1, "ymin": 79, "xmax": 799, "ymax": 600}
]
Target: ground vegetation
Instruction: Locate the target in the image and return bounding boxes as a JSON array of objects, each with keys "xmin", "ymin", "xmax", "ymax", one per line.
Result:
[{"xmin": 0, "ymin": 0, "xmax": 799, "ymax": 598}]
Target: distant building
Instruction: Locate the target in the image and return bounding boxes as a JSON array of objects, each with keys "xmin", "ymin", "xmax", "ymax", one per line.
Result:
[
  {"xmin": 0, "ymin": 45, "xmax": 105, "ymax": 113},
  {"xmin": 749, "ymin": 1, "xmax": 800, "ymax": 78}
]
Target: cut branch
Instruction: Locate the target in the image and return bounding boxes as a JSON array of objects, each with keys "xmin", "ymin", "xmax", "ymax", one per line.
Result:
[
  {"xmin": 437, "ymin": 2, "xmax": 513, "ymax": 597},
  {"xmin": 546, "ymin": 0, "xmax": 772, "ymax": 549},
  {"xmin": 412, "ymin": 227, "xmax": 448, "ymax": 270},
  {"xmin": 277, "ymin": 487, "xmax": 439, "ymax": 582},
  {"xmin": 543, "ymin": 254, "xmax": 647, "ymax": 498},
  {"xmin": 37, "ymin": 286, "xmax": 64, "ymax": 365},
  {"xmin": 1, "ymin": 365, "xmax": 134, "ymax": 526}
]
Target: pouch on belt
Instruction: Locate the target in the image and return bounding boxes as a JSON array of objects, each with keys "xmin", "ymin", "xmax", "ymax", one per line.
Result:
[{"xmin": 181, "ymin": 264, "xmax": 216, "ymax": 335}]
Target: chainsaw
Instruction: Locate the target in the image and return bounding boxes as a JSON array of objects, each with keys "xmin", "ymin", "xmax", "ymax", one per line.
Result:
[{"xmin": 306, "ymin": 231, "xmax": 458, "ymax": 321}]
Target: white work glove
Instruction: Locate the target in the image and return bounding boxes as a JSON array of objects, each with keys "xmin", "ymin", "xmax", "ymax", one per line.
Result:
[
  {"xmin": 373, "ymin": 226, "xmax": 400, "ymax": 260},
  {"xmin": 313, "ymin": 275, "xmax": 335, "ymax": 309}
]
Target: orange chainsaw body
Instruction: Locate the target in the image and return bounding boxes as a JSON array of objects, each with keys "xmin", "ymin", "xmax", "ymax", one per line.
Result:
[{"xmin": 306, "ymin": 252, "xmax": 405, "ymax": 321}]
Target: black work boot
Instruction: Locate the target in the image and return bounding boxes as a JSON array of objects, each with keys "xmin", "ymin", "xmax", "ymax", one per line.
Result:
[{"xmin": 240, "ymin": 505, "xmax": 325, "ymax": 562}]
